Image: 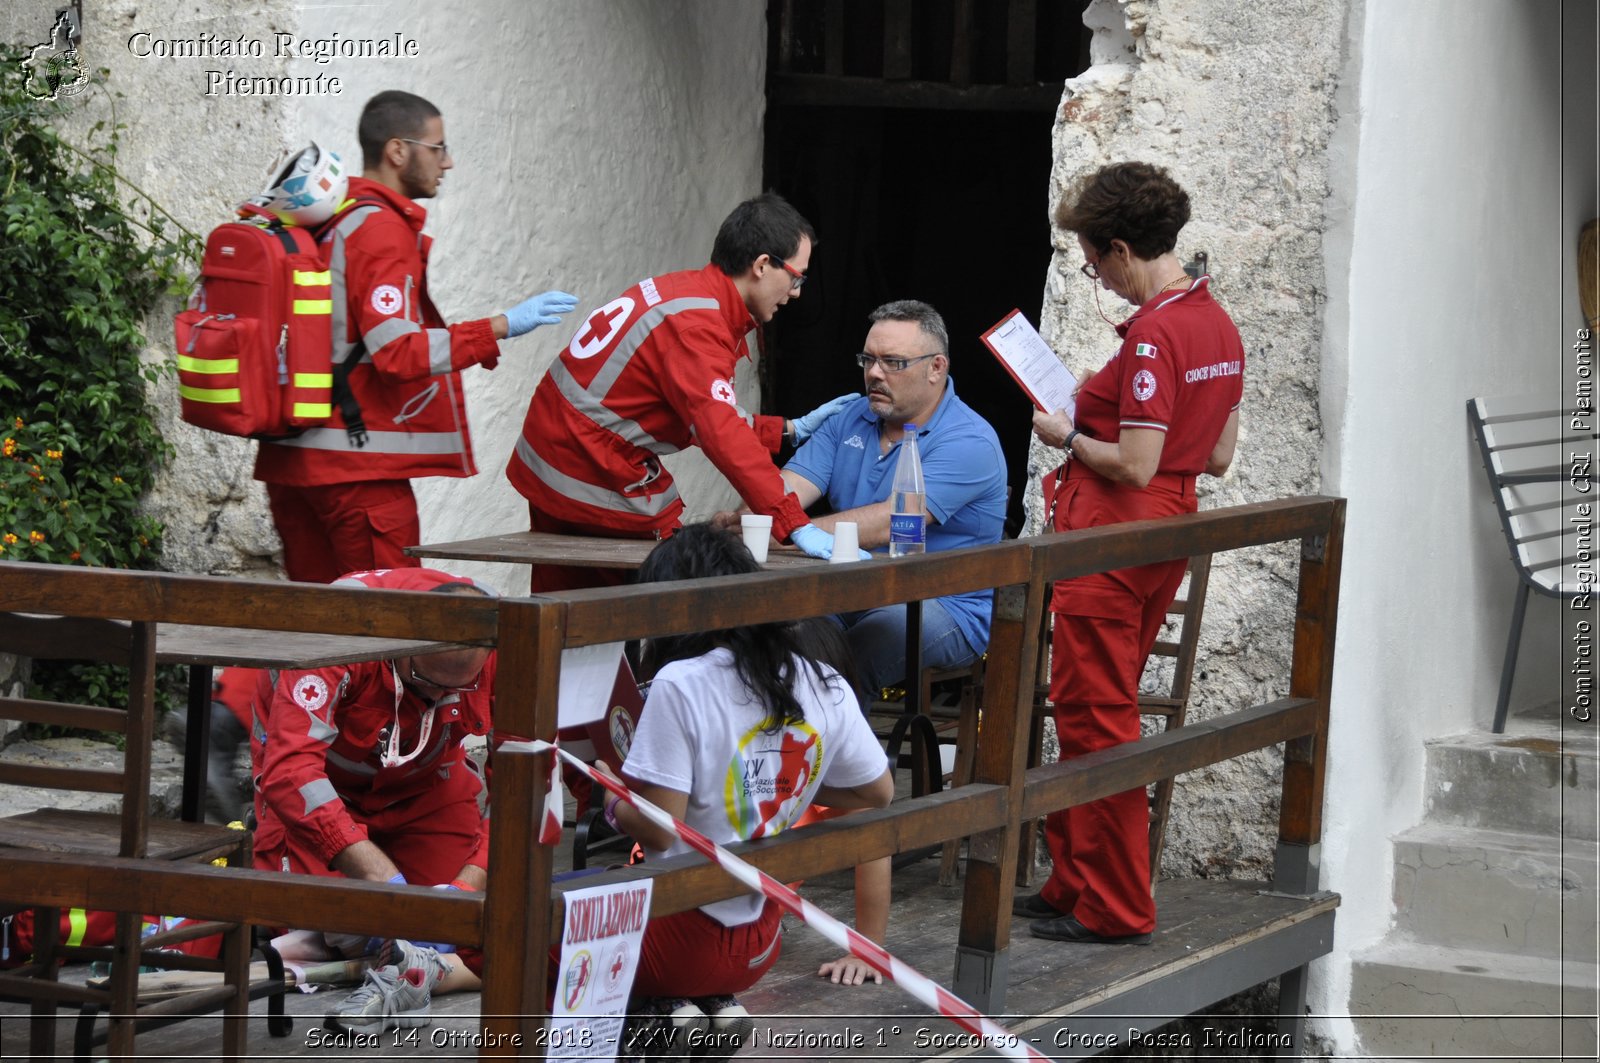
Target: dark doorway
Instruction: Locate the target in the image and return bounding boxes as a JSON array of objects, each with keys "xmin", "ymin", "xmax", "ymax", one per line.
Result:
[{"xmin": 761, "ymin": 0, "xmax": 1090, "ymax": 535}]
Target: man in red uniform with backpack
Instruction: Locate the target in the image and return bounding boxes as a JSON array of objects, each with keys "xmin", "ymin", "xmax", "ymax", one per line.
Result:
[{"xmin": 255, "ymin": 91, "xmax": 577, "ymax": 583}]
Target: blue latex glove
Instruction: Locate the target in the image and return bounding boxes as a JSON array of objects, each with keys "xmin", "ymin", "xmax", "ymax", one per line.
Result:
[
  {"xmin": 791, "ymin": 393, "xmax": 861, "ymax": 444},
  {"xmin": 790, "ymin": 523, "xmax": 871, "ymax": 562},
  {"xmin": 502, "ymin": 290, "xmax": 579, "ymax": 337}
]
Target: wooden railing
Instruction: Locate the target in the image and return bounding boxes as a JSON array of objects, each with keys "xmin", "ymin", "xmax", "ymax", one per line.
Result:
[{"xmin": 0, "ymin": 495, "xmax": 1343, "ymax": 1057}]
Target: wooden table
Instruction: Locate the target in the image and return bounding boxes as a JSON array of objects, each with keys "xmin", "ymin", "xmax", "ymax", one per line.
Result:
[
  {"xmin": 407, "ymin": 529, "xmax": 929, "ymax": 728},
  {"xmin": 404, "ymin": 530, "xmax": 824, "ymax": 569},
  {"xmin": 155, "ymin": 626, "xmax": 457, "ymax": 822}
]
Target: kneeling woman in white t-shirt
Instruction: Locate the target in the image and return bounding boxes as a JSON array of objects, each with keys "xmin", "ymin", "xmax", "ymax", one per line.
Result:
[{"xmin": 596, "ymin": 523, "xmax": 894, "ymax": 1000}]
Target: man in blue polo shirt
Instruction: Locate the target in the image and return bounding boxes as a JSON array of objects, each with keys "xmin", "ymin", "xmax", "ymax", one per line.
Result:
[{"xmin": 781, "ymin": 300, "xmax": 1007, "ymax": 699}]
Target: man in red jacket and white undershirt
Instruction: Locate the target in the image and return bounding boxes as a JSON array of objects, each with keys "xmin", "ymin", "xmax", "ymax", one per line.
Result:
[
  {"xmin": 255, "ymin": 90, "xmax": 577, "ymax": 584},
  {"xmin": 506, "ymin": 193, "xmax": 860, "ymax": 590}
]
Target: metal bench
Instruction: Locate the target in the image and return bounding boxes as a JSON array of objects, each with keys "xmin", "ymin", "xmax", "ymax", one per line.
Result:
[{"xmin": 1468, "ymin": 394, "xmax": 1597, "ymax": 732}]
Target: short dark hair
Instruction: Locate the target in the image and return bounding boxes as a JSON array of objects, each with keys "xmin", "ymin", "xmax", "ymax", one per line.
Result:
[
  {"xmin": 1054, "ymin": 161, "xmax": 1191, "ymax": 260},
  {"xmin": 710, "ymin": 193, "xmax": 817, "ymax": 275},
  {"xmin": 358, "ymin": 91, "xmax": 441, "ymax": 168},
  {"xmin": 867, "ymin": 299, "xmax": 949, "ymax": 358}
]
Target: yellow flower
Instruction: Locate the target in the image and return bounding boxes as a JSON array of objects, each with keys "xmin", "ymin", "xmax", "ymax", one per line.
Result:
[
  {"xmin": 113, "ymin": 475, "xmax": 124, "ymax": 484},
  {"xmin": 29, "ymin": 531, "xmax": 44, "ymax": 543},
  {"xmin": 3, "ymin": 533, "xmax": 16, "ymax": 544},
  {"xmin": 2, "ymin": 438, "xmax": 14, "ymax": 457},
  {"xmin": 11, "ymin": 417, "xmax": 21, "ymax": 429},
  {"xmin": 0, "ymin": 543, "xmax": 6, "ymax": 554},
  {"xmin": 45, "ymin": 448, "xmax": 62, "ymax": 460}
]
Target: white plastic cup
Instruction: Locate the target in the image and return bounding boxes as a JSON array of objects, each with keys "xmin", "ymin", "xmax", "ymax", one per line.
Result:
[
  {"xmin": 831, "ymin": 521, "xmax": 859, "ymax": 563},
  {"xmin": 740, "ymin": 513, "xmax": 773, "ymax": 563}
]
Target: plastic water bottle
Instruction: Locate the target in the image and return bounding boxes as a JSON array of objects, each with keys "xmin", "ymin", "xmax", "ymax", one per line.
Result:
[{"xmin": 888, "ymin": 423, "xmax": 926, "ymax": 557}]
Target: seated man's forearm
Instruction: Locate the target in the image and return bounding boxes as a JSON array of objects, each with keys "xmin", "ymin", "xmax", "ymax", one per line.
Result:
[{"xmin": 811, "ymin": 500, "xmax": 895, "ymax": 548}]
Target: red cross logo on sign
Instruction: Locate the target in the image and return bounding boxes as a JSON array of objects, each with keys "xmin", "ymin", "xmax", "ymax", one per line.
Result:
[
  {"xmin": 370, "ymin": 284, "xmax": 403, "ymax": 316},
  {"xmin": 569, "ymin": 296, "xmax": 635, "ymax": 360},
  {"xmin": 710, "ymin": 378, "xmax": 737, "ymax": 406}
]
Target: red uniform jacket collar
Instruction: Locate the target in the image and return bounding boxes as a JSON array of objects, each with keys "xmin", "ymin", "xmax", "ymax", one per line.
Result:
[
  {"xmin": 698, "ymin": 263, "xmax": 757, "ymax": 353},
  {"xmin": 347, "ymin": 176, "xmax": 426, "ymax": 233},
  {"xmin": 1115, "ymin": 274, "xmax": 1212, "ymax": 339}
]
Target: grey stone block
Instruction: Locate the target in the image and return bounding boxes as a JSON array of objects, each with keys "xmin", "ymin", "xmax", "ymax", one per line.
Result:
[
  {"xmin": 1393, "ymin": 823, "xmax": 1598, "ymax": 963},
  {"xmin": 1424, "ymin": 728, "xmax": 1598, "ymax": 838},
  {"xmin": 1351, "ymin": 939, "xmax": 1598, "ymax": 1062}
]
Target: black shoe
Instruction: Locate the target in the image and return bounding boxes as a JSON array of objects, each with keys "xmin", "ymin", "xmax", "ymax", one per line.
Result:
[
  {"xmin": 1029, "ymin": 913, "xmax": 1152, "ymax": 945},
  {"xmin": 1011, "ymin": 891, "xmax": 1065, "ymax": 920}
]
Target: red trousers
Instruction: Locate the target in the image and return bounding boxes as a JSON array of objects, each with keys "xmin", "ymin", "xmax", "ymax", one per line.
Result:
[
  {"xmin": 1041, "ymin": 472, "xmax": 1193, "ymax": 937},
  {"xmin": 265, "ymin": 480, "xmax": 421, "ymax": 584}
]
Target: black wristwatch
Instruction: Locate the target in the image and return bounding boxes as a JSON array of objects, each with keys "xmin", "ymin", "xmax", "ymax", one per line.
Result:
[{"xmin": 1064, "ymin": 429, "xmax": 1082, "ymax": 453}]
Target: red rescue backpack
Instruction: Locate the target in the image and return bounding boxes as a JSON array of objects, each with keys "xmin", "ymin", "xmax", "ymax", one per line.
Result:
[{"xmin": 174, "ymin": 201, "xmax": 374, "ymax": 442}]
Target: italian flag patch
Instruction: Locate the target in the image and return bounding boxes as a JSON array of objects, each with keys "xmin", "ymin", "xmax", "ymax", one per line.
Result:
[{"xmin": 1134, "ymin": 342, "xmax": 1158, "ymax": 359}]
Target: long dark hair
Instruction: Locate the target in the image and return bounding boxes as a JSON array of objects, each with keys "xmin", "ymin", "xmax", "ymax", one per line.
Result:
[{"xmin": 637, "ymin": 524, "xmax": 849, "ymax": 731}]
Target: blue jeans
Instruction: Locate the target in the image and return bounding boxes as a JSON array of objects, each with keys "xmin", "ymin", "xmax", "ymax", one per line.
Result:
[{"xmin": 835, "ymin": 599, "xmax": 981, "ymax": 704}]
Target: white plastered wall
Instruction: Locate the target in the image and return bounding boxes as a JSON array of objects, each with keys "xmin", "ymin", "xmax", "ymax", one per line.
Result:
[
  {"xmin": 285, "ymin": 0, "xmax": 768, "ymax": 595},
  {"xmin": 1315, "ymin": 0, "xmax": 1574, "ymax": 1050},
  {"xmin": 3, "ymin": 0, "xmax": 766, "ymax": 593}
]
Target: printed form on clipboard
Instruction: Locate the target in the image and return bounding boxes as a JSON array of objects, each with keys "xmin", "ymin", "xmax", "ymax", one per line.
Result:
[{"xmin": 981, "ymin": 309, "xmax": 1079, "ymax": 419}]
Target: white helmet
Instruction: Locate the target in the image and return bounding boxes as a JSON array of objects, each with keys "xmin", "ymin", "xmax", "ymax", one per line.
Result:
[{"xmin": 251, "ymin": 142, "xmax": 347, "ymax": 226}]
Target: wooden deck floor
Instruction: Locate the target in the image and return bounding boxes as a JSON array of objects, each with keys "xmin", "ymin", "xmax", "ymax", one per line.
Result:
[{"xmin": 0, "ymin": 855, "xmax": 1336, "ymax": 1061}]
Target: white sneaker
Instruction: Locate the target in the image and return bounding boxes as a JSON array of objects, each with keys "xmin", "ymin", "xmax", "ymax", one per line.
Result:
[
  {"xmin": 324, "ymin": 965, "xmax": 432, "ymax": 1033},
  {"xmin": 378, "ymin": 938, "xmax": 450, "ymax": 989}
]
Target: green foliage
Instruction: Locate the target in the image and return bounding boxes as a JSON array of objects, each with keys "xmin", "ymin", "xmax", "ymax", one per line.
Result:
[{"xmin": 0, "ymin": 50, "xmax": 200, "ymax": 711}]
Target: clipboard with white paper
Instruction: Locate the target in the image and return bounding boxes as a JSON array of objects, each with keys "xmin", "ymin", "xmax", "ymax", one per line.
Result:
[{"xmin": 980, "ymin": 309, "xmax": 1078, "ymax": 418}]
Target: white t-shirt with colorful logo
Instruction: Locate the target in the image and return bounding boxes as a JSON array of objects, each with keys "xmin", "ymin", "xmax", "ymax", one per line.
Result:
[{"xmin": 622, "ymin": 646, "xmax": 889, "ymax": 926}]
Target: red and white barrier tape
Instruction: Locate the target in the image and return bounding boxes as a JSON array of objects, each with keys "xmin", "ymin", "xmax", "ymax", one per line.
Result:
[{"xmin": 507, "ymin": 739, "xmax": 1052, "ymax": 1063}]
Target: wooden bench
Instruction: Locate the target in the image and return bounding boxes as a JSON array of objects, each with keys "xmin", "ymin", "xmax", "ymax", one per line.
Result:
[{"xmin": 1468, "ymin": 395, "xmax": 1597, "ymax": 732}]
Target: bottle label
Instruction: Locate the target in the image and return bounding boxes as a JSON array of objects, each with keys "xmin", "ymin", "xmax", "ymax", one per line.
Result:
[{"xmin": 889, "ymin": 512, "xmax": 926, "ymax": 545}]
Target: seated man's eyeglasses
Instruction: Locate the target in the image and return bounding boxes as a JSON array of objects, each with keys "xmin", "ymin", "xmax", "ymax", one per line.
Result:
[
  {"xmin": 407, "ymin": 663, "xmax": 480, "ymax": 693},
  {"xmin": 855, "ymin": 352, "xmax": 937, "ymax": 373}
]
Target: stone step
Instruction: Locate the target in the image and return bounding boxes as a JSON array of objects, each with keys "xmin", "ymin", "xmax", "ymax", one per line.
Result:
[
  {"xmin": 1424, "ymin": 723, "xmax": 1598, "ymax": 838},
  {"xmin": 1393, "ymin": 823, "xmax": 1598, "ymax": 963},
  {"xmin": 1350, "ymin": 939, "xmax": 1598, "ymax": 1061}
]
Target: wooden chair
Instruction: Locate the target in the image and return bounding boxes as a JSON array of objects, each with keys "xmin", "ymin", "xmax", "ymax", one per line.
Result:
[
  {"xmin": 1468, "ymin": 396, "xmax": 1595, "ymax": 732},
  {"xmin": 0, "ymin": 612, "xmax": 285, "ymax": 1061},
  {"xmin": 939, "ymin": 554, "xmax": 1213, "ymax": 888}
]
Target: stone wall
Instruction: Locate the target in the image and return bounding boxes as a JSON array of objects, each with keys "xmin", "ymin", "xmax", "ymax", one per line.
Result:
[{"xmin": 1034, "ymin": 0, "xmax": 1349, "ymax": 881}]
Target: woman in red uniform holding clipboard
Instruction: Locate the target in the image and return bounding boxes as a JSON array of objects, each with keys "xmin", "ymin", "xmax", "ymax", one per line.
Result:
[{"xmin": 1019, "ymin": 162, "xmax": 1243, "ymax": 944}]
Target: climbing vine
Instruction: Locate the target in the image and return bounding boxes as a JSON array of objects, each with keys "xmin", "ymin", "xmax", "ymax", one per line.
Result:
[{"xmin": 0, "ymin": 49, "xmax": 200, "ymax": 708}]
